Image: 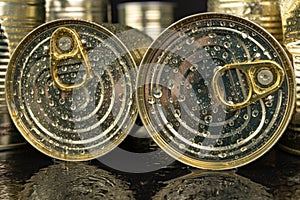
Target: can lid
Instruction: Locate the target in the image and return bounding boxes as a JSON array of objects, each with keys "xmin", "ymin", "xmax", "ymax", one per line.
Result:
[
  {"xmin": 6, "ymin": 19, "xmax": 138, "ymax": 161},
  {"xmin": 137, "ymin": 13, "xmax": 295, "ymax": 170}
]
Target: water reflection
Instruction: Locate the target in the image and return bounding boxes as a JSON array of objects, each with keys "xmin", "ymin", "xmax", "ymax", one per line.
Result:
[
  {"xmin": 153, "ymin": 170, "xmax": 273, "ymax": 200},
  {"xmin": 273, "ymin": 153, "xmax": 300, "ymax": 199},
  {"xmin": 19, "ymin": 162, "xmax": 134, "ymax": 200}
]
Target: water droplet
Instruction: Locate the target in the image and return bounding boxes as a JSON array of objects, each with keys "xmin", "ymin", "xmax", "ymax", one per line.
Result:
[
  {"xmin": 222, "ymin": 52, "xmax": 229, "ymax": 59},
  {"xmin": 204, "ymin": 115, "xmax": 213, "ymax": 123},
  {"xmin": 153, "ymin": 87, "xmax": 163, "ymax": 98},
  {"xmin": 49, "ymin": 100, "xmax": 55, "ymax": 107},
  {"xmin": 252, "ymin": 110, "xmax": 259, "ymax": 117},
  {"xmin": 178, "ymin": 95, "xmax": 186, "ymax": 102},
  {"xmin": 265, "ymin": 101, "xmax": 273, "ymax": 107},
  {"xmin": 243, "ymin": 114, "xmax": 249, "ymax": 120},
  {"xmin": 203, "ymin": 131, "xmax": 210, "ymax": 137},
  {"xmin": 241, "ymin": 31, "xmax": 249, "ymax": 39},
  {"xmin": 174, "ymin": 109, "xmax": 181, "ymax": 118},
  {"xmin": 186, "ymin": 37, "xmax": 195, "ymax": 45},
  {"xmin": 229, "ymin": 121, "xmax": 234, "ymax": 126},
  {"xmin": 148, "ymin": 96, "xmax": 156, "ymax": 104},
  {"xmin": 59, "ymin": 98, "xmax": 65, "ymax": 105},
  {"xmin": 173, "ymin": 68, "xmax": 179, "ymax": 73},
  {"xmin": 218, "ymin": 152, "xmax": 227, "ymax": 158},
  {"xmin": 190, "ymin": 64, "xmax": 197, "ymax": 72},
  {"xmin": 168, "ymin": 79, "xmax": 175, "ymax": 89},
  {"xmin": 119, "ymin": 93, "xmax": 124, "ymax": 101},
  {"xmin": 62, "ymin": 114, "xmax": 68, "ymax": 120},
  {"xmin": 224, "ymin": 42, "xmax": 231, "ymax": 48},
  {"xmin": 237, "ymin": 138, "xmax": 243, "ymax": 144},
  {"xmin": 208, "ymin": 33, "xmax": 217, "ymax": 38},
  {"xmin": 179, "ymin": 143, "xmax": 186, "ymax": 149},
  {"xmin": 214, "ymin": 46, "xmax": 221, "ymax": 51},
  {"xmin": 240, "ymin": 147, "xmax": 247, "ymax": 152}
]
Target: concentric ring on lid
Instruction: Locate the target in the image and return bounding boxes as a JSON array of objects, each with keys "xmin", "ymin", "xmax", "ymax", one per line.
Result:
[
  {"xmin": 5, "ymin": 19, "xmax": 138, "ymax": 161},
  {"xmin": 137, "ymin": 13, "xmax": 295, "ymax": 170}
]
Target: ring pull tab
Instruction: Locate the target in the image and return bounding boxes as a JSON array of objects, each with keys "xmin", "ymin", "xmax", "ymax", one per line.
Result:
[
  {"xmin": 50, "ymin": 27, "xmax": 92, "ymax": 92},
  {"xmin": 212, "ymin": 60, "xmax": 285, "ymax": 110}
]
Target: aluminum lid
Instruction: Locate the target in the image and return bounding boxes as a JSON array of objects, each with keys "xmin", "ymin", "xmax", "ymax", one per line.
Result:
[
  {"xmin": 137, "ymin": 13, "xmax": 295, "ymax": 170},
  {"xmin": 6, "ymin": 19, "xmax": 138, "ymax": 161}
]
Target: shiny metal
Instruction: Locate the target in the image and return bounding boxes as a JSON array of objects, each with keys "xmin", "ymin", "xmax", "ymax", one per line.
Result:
[
  {"xmin": 117, "ymin": 1, "xmax": 175, "ymax": 39},
  {"xmin": 213, "ymin": 60, "xmax": 284, "ymax": 110},
  {"xmin": 279, "ymin": 0, "xmax": 300, "ymax": 155},
  {"xmin": 46, "ymin": 0, "xmax": 109, "ymax": 23},
  {"xmin": 50, "ymin": 27, "xmax": 92, "ymax": 91},
  {"xmin": 153, "ymin": 171, "xmax": 273, "ymax": 199},
  {"xmin": 100, "ymin": 23, "xmax": 153, "ymax": 66},
  {"xmin": 5, "ymin": 19, "xmax": 138, "ymax": 161},
  {"xmin": 207, "ymin": 0, "xmax": 283, "ymax": 42},
  {"xmin": 0, "ymin": 0, "xmax": 45, "ymax": 54},
  {"xmin": 19, "ymin": 162, "xmax": 134, "ymax": 199},
  {"xmin": 0, "ymin": 23, "xmax": 25, "ymax": 149},
  {"xmin": 137, "ymin": 13, "xmax": 295, "ymax": 170}
]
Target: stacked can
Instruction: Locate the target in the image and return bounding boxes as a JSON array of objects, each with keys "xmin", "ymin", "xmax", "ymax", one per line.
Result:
[
  {"xmin": 0, "ymin": 0, "xmax": 45, "ymax": 54},
  {"xmin": 0, "ymin": 0, "xmax": 44, "ymax": 149},
  {"xmin": 0, "ymin": 24, "xmax": 9, "ymax": 130},
  {"xmin": 117, "ymin": 1, "xmax": 175, "ymax": 39},
  {"xmin": 279, "ymin": 0, "xmax": 300, "ymax": 155},
  {"xmin": 46, "ymin": 0, "xmax": 109, "ymax": 23},
  {"xmin": 207, "ymin": 0, "xmax": 283, "ymax": 42}
]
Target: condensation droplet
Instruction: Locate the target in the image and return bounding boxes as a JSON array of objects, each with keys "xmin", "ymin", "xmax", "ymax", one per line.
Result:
[
  {"xmin": 240, "ymin": 147, "xmax": 247, "ymax": 152},
  {"xmin": 252, "ymin": 110, "xmax": 259, "ymax": 117},
  {"xmin": 241, "ymin": 31, "xmax": 249, "ymax": 39},
  {"xmin": 218, "ymin": 152, "xmax": 227, "ymax": 158},
  {"xmin": 208, "ymin": 33, "xmax": 217, "ymax": 38},
  {"xmin": 148, "ymin": 96, "xmax": 156, "ymax": 104},
  {"xmin": 168, "ymin": 79, "xmax": 175, "ymax": 89},
  {"xmin": 59, "ymin": 98, "xmax": 65, "ymax": 105},
  {"xmin": 243, "ymin": 114, "xmax": 249, "ymax": 120},
  {"xmin": 204, "ymin": 115, "xmax": 213, "ymax": 124},
  {"xmin": 190, "ymin": 64, "xmax": 197, "ymax": 72},
  {"xmin": 222, "ymin": 52, "xmax": 229, "ymax": 59},
  {"xmin": 153, "ymin": 87, "xmax": 163, "ymax": 98},
  {"xmin": 174, "ymin": 109, "xmax": 181, "ymax": 118},
  {"xmin": 178, "ymin": 95, "xmax": 186, "ymax": 102},
  {"xmin": 179, "ymin": 143, "xmax": 186, "ymax": 149},
  {"xmin": 203, "ymin": 131, "xmax": 211, "ymax": 137},
  {"xmin": 186, "ymin": 37, "xmax": 195, "ymax": 45}
]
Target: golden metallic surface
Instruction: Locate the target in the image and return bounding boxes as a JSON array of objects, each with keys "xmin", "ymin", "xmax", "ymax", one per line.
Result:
[
  {"xmin": 207, "ymin": 0, "xmax": 283, "ymax": 42},
  {"xmin": 50, "ymin": 27, "xmax": 92, "ymax": 91},
  {"xmin": 5, "ymin": 19, "xmax": 138, "ymax": 161},
  {"xmin": 0, "ymin": 0, "xmax": 45, "ymax": 54},
  {"xmin": 280, "ymin": 0, "xmax": 300, "ymax": 155},
  {"xmin": 213, "ymin": 60, "xmax": 284, "ymax": 110},
  {"xmin": 137, "ymin": 13, "xmax": 295, "ymax": 170},
  {"xmin": 46, "ymin": 0, "xmax": 109, "ymax": 23}
]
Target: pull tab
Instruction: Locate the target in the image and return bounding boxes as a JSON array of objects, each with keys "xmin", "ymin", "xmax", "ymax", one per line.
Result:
[
  {"xmin": 212, "ymin": 60, "xmax": 285, "ymax": 110},
  {"xmin": 50, "ymin": 27, "xmax": 91, "ymax": 91}
]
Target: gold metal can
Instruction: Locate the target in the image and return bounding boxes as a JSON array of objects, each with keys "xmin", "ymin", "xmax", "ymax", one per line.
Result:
[
  {"xmin": 5, "ymin": 19, "xmax": 138, "ymax": 161},
  {"xmin": 207, "ymin": 0, "xmax": 283, "ymax": 42},
  {"xmin": 117, "ymin": 1, "xmax": 175, "ymax": 39},
  {"xmin": 279, "ymin": 0, "xmax": 300, "ymax": 155},
  {"xmin": 46, "ymin": 0, "xmax": 109, "ymax": 23},
  {"xmin": 0, "ymin": 0, "xmax": 45, "ymax": 54},
  {"xmin": 137, "ymin": 13, "xmax": 295, "ymax": 170}
]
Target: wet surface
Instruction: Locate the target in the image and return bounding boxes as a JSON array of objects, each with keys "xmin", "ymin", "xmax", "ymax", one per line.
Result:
[{"xmin": 0, "ymin": 139, "xmax": 299, "ymax": 200}]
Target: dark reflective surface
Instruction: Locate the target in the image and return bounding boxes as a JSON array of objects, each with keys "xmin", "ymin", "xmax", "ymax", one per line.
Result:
[{"xmin": 0, "ymin": 137, "xmax": 299, "ymax": 199}]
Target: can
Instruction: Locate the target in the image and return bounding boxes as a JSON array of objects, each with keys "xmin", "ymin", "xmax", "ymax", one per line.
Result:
[
  {"xmin": 0, "ymin": 23, "xmax": 25, "ymax": 150},
  {"xmin": 207, "ymin": 0, "xmax": 283, "ymax": 42},
  {"xmin": 117, "ymin": 1, "xmax": 175, "ymax": 39},
  {"xmin": 137, "ymin": 13, "xmax": 295, "ymax": 170},
  {"xmin": 46, "ymin": 0, "xmax": 109, "ymax": 23},
  {"xmin": 279, "ymin": 0, "xmax": 300, "ymax": 155},
  {"xmin": 0, "ymin": 0, "xmax": 45, "ymax": 54},
  {"xmin": 5, "ymin": 19, "xmax": 138, "ymax": 161}
]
